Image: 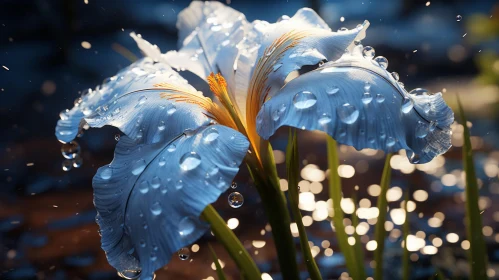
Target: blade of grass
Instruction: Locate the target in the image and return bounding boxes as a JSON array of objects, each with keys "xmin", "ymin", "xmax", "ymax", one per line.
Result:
[
  {"xmin": 201, "ymin": 205, "xmax": 261, "ymax": 280},
  {"xmin": 351, "ymin": 192, "xmax": 366, "ymax": 279},
  {"xmin": 457, "ymin": 97, "xmax": 488, "ymax": 279},
  {"xmin": 286, "ymin": 129, "xmax": 322, "ymax": 280},
  {"xmin": 373, "ymin": 153, "xmax": 393, "ymax": 280},
  {"xmin": 402, "ymin": 190, "xmax": 410, "ymax": 280},
  {"xmin": 208, "ymin": 244, "xmax": 228, "ymax": 280},
  {"xmin": 326, "ymin": 137, "xmax": 360, "ymax": 279}
]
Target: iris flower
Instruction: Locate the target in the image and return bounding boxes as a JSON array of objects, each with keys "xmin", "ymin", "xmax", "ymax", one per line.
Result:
[{"xmin": 55, "ymin": 2, "xmax": 453, "ymax": 279}]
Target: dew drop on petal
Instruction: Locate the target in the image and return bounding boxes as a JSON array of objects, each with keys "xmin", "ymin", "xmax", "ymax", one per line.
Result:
[
  {"xmin": 158, "ymin": 121, "xmax": 166, "ymax": 131},
  {"xmin": 151, "ymin": 176, "xmax": 161, "ymax": 189},
  {"xmin": 408, "ymin": 88, "xmax": 429, "ymax": 96},
  {"xmin": 167, "ymin": 105, "xmax": 176, "ymax": 115},
  {"xmin": 178, "ymin": 247, "xmax": 190, "ymax": 260},
  {"xmin": 138, "ymin": 180, "xmax": 149, "ymax": 194},
  {"xmin": 158, "ymin": 157, "xmax": 166, "ymax": 167},
  {"xmin": 376, "ymin": 93, "xmax": 385, "ymax": 103},
  {"xmin": 391, "ymin": 72, "xmax": 400, "ymax": 81},
  {"xmin": 139, "ymin": 239, "xmax": 146, "ymax": 248},
  {"xmin": 374, "ymin": 56, "xmax": 388, "ymax": 69},
  {"xmin": 401, "ymin": 97, "xmax": 414, "ymax": 113},
  {"xmin": 61, "ymin": 141, "xmax": 80, "ymax": 159},
  {"xmin": 150, "ymin": 252, "xmax": 157, "ymax": 262},
  {"xmin": 272, "ymin": 109, "xmax": 281, "ymax": 121},
  {"xmin": 361, "ymin": 92, "xmax": 373, "ymax": 104},
  {"xmin": 131, "ymin": 159, "xmax": 146, "ymax": 175},
  {"xmin": 362, "ymin": 46, "xmax": 375, "ymax": 59},
  {"xmin": 415, "ymin": 121, "xmax": 429, "ymax": 138},
  {"xmin": 62, "ymin": 160, "xmax": 72, "ymax": 171},
  {"xmin": 150, "ymin": 202, "xmax": 162, "ymax": 215},
  {"xmin": 167, "ymin": 144, "xmax": 176, "ymax": 152},
  {"xmin": 318, "ymin": 113, "xmax": 332, "ymax": 125},
  {"xmin": 228, "ymin": 192, "xmax": 244, "ymax": 208},
  {"xmin": 117, "ymin": 270, "xmax": 141, "ymax": 279},
  {"xmin": 136, "ymin": 96, "xmax": 146, "ymax": 107},
  {"xmin": 337, "ymin": 103, "xmax": 359, "ymax": 124},
  {"xmin": 100, "ymin": 166, "xmax": 112, "ymax": 180},
  {"xmin": 386, "ymin": 137, "xmax": 396, "ymax": 147},
  {"xmin": 60, "ymin": 110, "xmax": 70, "ymax": 120},
  {"xmin": 175, "ymin": 180, "xmax": 183, "ymax": 190},
  {"xmin": 203, "ymin": 127, "xmax": 219, "ymax": 142},
  {"xmin": 179, "ymin": 216, "xmax": 196, "ymax": 237},
  {"xmin": 424, "ymin": 103, "xmax": 431, "ymax": 114},
  {"xmin": 179, "ymin": 152, "xmax": 201, "ymax": 171},
  {"xmin": 429, "ymin": 121, "xmax": 437, "ymax": 132},
  {"xmin": 364, "ymin": 82, "xmax": 371, "ymax": 92},
  {"xmin": 326, "ymin": 86, "xmax": 340, "ymax": 95},
  {"xmin": 293, "ymin": 91, "xmax": 317, "ymax": 109}
]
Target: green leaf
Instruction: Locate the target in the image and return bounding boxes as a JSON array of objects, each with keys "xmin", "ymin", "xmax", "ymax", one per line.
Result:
[
  {"xmin": 201, "ymin": 205, "xmax": 261, "ymax": 280},
  {"xmin": 457, "ymin": 97, "xmax": 488, "ymax": 279},
  {"xmin": 402, "ymin": 190, "xmax": 410, "ymax": 280},
  {"xmin": 326, "ymin": 137, "xmax": 360, "ymax": 279},
  {"xmin": 208, "ymin": 244, "xmax": 228, "ymax": 280},
  {"xmin": 286, "ymin": 129, "xmax": 322, "ymax": 280},
  {"xmin": 351, "ymin": 192, "xmax": 366, "ymax": 279},
  {"xmin": 373, "ymin": 153, "xmax": 393, "ymax": 280}
]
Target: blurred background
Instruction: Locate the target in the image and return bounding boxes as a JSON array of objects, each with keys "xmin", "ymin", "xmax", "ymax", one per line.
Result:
[{"xmin": 1, "ymin": 0, "xmax": 499, "ymax": 279}]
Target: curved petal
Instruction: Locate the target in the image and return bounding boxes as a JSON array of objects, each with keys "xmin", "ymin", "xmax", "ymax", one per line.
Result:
[
  {"xmin": 236, "ymin": 9, "xmax": 369, "ymax": 121},
  {"xmin": 94, "ymin": 125, "xmax": 249, "ymax": 279},
  {"xmin": 55, "ymin": 57, "xmax": 209, "ymax": 144},
  {"xmin": 256, "ymin": 45, "xmax": 453, "ymax": 164}
]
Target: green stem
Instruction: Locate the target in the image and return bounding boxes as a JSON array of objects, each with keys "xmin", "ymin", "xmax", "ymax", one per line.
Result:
[
  {"xmin": 374, "ymin": 153, "xmax": 393, "ymax": 280},
  {"xmin": 208, "ymin": 244, "xmax": 228, "ymax": 280},
  {"xmin": 286, "ymin": 129, "xmax": 322, "ymax": 280},
  {"xmin": 351, "ymin": 192, "xmax": 366, "ymax": 279},
  {"xmin": 402, "ymin": 191, "xmax": 410, "ymax": 280},
  {"xmin": 201, "ymin": 205, "xmax": 261, "ymax": 280}
]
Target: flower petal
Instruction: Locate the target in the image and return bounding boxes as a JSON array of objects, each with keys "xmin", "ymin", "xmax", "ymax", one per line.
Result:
[
  {"xmin": 55, "ymin": 58, "xmax": 209, "ymax": 144},
  {"xmin": 94, "ymin": 125, "xmax": 249, "ymax": 279},
  {"xmin": 256, "ymin": 45, "xmax": 453, "ymax": 164}
]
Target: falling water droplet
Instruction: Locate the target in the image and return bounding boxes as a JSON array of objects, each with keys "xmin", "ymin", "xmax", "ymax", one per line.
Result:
[
  {"xmin": 361, "ymin": 92, "xmax": 373, "ymax": 104},
  {"xmin": 117, "ymin": 270, "xmax": 141, "ymax": 279},
  {"xmin": 318, "ymin": 113, "xmax": 332, "ymax": 125},
  {"xmin": 179, "ymin": 152, "xmax": 202, "ymax": 171},
  {"xmin": 179, "ymin": 216, "xmax": 196, "ymax": 237},
  {"xmin": 456, "ymin": 15, "xmax": 462, "ymax": 22},
  {"xmin": 407, "ymin": 150, "xmax": 421, "ymax": 164},
  {"xmin": 150, "ymin": 202, "xmax": 162, "ymax": 215},
  {"xmin": 376, "ymin": 93, "xmax": 385, "ymax": 103},
  {"xmin": 230, "ymin": 182, "xmax": 237, "ymax": 189},
  {"xmin": 337, "ymin": 103, "xmax": 359, "ymax": 124},
  {"xmin": 203, "ymin": 127, "xmax": 219, "ymax": 142},
  {"xmin": 401, "ymin": 97, "xmax": 414, "ymax": 113},
  {"xmin": 61, "ymin": 141, "xmax": 80, "ymax": 159},
  {"xmin": 374, "ymin": 56, "xmax": 388, "ymax": 69},
  {"xmin": 327, "ymin": 86, "xmax": 340, "ymax": 95},
  {"xmin": 62, "ymin": 160, "xmax": 72, "ymax": 171},
  {"xmin": 72, "ymin": 157, "xmax": 83, "ymax": 168},
  {"xmin": 415, "ymin": 121, "xmax": 429, "ymax": 138},
  {"xmin": 228, "ymin": 192, "xmax": 244, "ymax": 208},
  {"xmin": 151, "ymin": 176, "xmax": 161, "ymax": 189},
  {"xmin": 362, "ymin": 46, "xmax": 375, "ymax": 59},
  {"xmin": 132, "ymin": 159, "xmax": 146, "ymax": 175},
  {"xmin": 178, "ymin": 247, "xmax": 190, "ymax": 260},
  {"xmin": 391, "ymin": 72, "xmax": 400, "ymax": 81},
  {"xmin": 293, "ymin": 91, "xmax": 317, "ymax": 109}
]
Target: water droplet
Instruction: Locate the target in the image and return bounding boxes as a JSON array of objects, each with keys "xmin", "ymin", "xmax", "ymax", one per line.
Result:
[
  {"xmin": 362, "ymin": 46, "xmax": 375, "ymax": 59},
  {"xmin": 150, "ymin": 202, "xmax": 162, "ymax": 215},
  {"xmin": 230, "ymin": 182, "xmax": 238, "ymax": 189},
  {"xmin": 386, "ymin": 137, "xmax": 396, "ymax": 147},
  {"xmin": 60, "ymin": 109, "xmax": 70, "ymax": 120},
  {"xmin": 337, "ymin": 103, "xmax": 359, "ymax": 124},
  {"xmin": 115, "ymin": 134, "xmax": 121, "ymax": 141},
  {"xmin": 228, "ymin": 192, "xmax": 244, "ymax": 208},
  {"xmin": 374, "ymin": 56, "xmax": 388, "ymax": 69},
  {"xmin": 391, "ymin": 72, "xmax": 399, "ymax": 81},
  {"xmin": 179, "ymin": 152, "xmax": 202, "ymax": 171},
  {"xmin": 338, "ymin": 27, "xmax": 348, "ymax": 32},
  {"xmin": 293, "ymin": 91, "xmax": 317, "ymax": 109},
  {"xmin": 178, "ymin": 247, "xmax": 190, "ymax": 260},
  {"xmin": 158, "ymin": 121, "xmax": 166, "ymax": 131},
  {"xmin": 423, "ymin": 103, "xmax": 431, "ymax": 114},
  {"xmin": 408, "ymin": 88, "xmax": 429, "ymax": 96},
  {"xmin": 415, "ymin": 121, "xmax": 429, "ymax": 138},
  {"xmin": 139, "ymin": 180, "xmax": 149, "ymax": 194},
  {"xmin": 326, "ymin": 86, "xmax": 340, "ymax": 95},
  {"xmin": 364, "ymin": 82, "xmax": 371, "ymax": 92},
  {"xmin": 139, "ymin": 239, "xmax": 146, "ymax": 248},
  {"xmin": 151, "ymin": 176, "xmax": 161, "ymax": 189},
  {"xmin": 203, "ymin": 127, "xmax": 219, "ymax": 142},
  {"xmin": 118, "ymin": 270, "xmax": 141, "ymax": 279},
  {"xmin": 167, "ymin": 144, "xmax": 176, "ymax": 152},
  {"xmin": 72, "ymin": 157, "xmax": 83, "ymax": 168},
  {"xmin": 178, "ymin": 216, "xmax": 196, "ymax": 237},
  {"xmin": 318, "ymin": 113, "xmax": 332, "ymax": 125},
  {"xmin": 401, "ymin": 97, "xmax": 414, "ymax": 113},
  {"xmin": 100, "ymin": 166, "xmax": 112, "ymax": 180},
  {"xmin": 398, "ymin": 82, "xmax": 405, "ymax": 88},
  {"xmin": 167, "ymin": 105, "xmax": 176, "ymax": 115},
  {"xmin": 456, "ymin": 15, "xmax": 462, "ymax": 22},
  {"xmin": 272, "ymin": 109, "xmax": 281, "ymax": 121},
  {"xmin": 160, "ymin": 185, "xmax": 168, "ymax": 194},
  {"xmin": 150, "ymin": 252, "xmax": 157, "ymax": 261},
  {"xmin": 376, "ymin": 93, "xmax": 385, "ymax": 103},
  {"xmin": 429, "ymin": 121, "xmax": 437, "ymax": 131},
  {"xmin": 175, "ymin": 180, "xmax": 183, "ymax": 190},
  {"xmin": 131, "ymin": 159, "xmax": 146, "ymax": 175},
  {"xmin": 62, "ymin": 160, "xmax": 72, "ymax": 171},
  {"xmin": 61, "ymin": 141, "xmax": 80, "ymax": 159},
  {"xmin": 82, "ymin": 107, "xmax": 93, "ymax": 116},
  {"xmin": 158, "ymin": 157, "xmax": 166, "ymax": 167},
  {"xmin": 361, "ymin": 92, "xmax": 373, "ymax": 104}
]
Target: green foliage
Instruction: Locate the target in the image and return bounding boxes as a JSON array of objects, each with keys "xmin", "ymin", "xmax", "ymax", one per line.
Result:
[
  {"xmin": 208, "ymin": 244, "xmax": 228, "ymax": 280},
  {"xmin": 402, "ymin": 191, "xmax": 410, "ymax": 280},
  {"xmin": 286, "ymin": 129, "xmax": 322, "ymax": 280}
]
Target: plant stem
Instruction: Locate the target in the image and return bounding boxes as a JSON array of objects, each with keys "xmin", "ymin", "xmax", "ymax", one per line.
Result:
[
  {"xmin": 201, "ymin": 205, "xmax": 261, "ymax": 280},
  {"xmin": 402, "ymin": 191, "xmax": 410, "ymax": 280}
]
